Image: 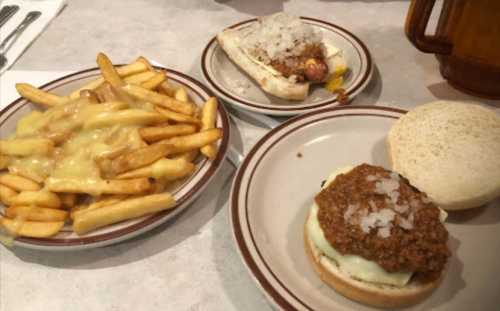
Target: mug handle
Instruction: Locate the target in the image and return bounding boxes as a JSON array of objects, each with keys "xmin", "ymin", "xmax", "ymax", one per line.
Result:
[{"xmin": 405, "ymin": 0, "xmax": 453, "ymax": 54}]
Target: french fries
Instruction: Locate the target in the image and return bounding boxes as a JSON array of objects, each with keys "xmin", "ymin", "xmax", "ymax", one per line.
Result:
[
  {"xmin": 0, "ymin": 155, "xmax": 10, "ymax": 169},
  {"xmin": 156, "ymin": 128, "xmax": 222, "ymax": 154},
  {"xmin": 172, "ymin": 149, "xmax": 199, "ymax": 163},
  {"xmin": 158, "ymin": 81, "xmax": 176, "ymax": 97},
  {"xmin": 109, "ymin": 144, "xmax": 173, "ymax": 175},
  {"xmin": 174, "ymin": 87, "xmax": 189, "ymax": 102},
  {"xmin": 5, "ymin": 206, "xmax": 68, "ymax": 222},
  {"xmin": 0, "ymin": 53, "xmax": 224, "ymax": 239},
  {"xmin": 45, "ymin": 177, "xmax": 151, "ymax": 195},
  {"xmin": 155, "ymin": 106, "xmax": 201, "ymax": 126},
  {"xmin": 200, "ymin": 97, "xmax": 218, "ymax": 159},
  {"xmin": 8, "ymin": 165, "xmax": 45, "ymax": 184},
  {"xmin": 97, "ymin": 53, "xmax": 125, "ymax": 88},
  {"xmin": 95, "ymin": 82, "xmax": 119, "ymax": 102},
  {"xmin": 69, "ymin": 61, "xmax": 149, "ymax": 100},
  {"xmin": 136, "ymin": 56, "xmax": 154, "ymax": 70},
  {"xmin": 70, "ymin": 79, "xmax": 105, "ymax": 100},
  {"xmin": 122, "ymin": 84, "xmax": 195, "ymax": 116},
  {"xmin": 60, "ymin": 193, "xmax": 77, "ymax": 208},
  {"xmin": 10, "ymin": 190, "xmax": 62, "ymax": 209},
  {"xmin": 0, "ymin": 174, "xmax": 41, "ymax": 191},
  {"xmin": 141, "ymin": 71, "xmax": 167, "ymax": 90},
  {"xmin": 73, "ymin": 193, "xmax": 175, "ymax": 235},
  {"xmin": 116, "ymin": 158, "xmax": 195, "ymax": 180},
  {"xmin": 0, "ymin": 217, "xmax": 64, "ymax": 238},
  {"xmin": 139, "ymin": 124, "xmax": 197, "ymax": 143},
  {"xmin": 123, "ymin": 71, "xmax": 156, "ymax": 85},
  {"xmin": 0, "ymin": 184, "xmax": 17, "ymax": 205},
  {"xmin": 16, "ymin": 83, "xmax": 70, "ymax": 107},
  {"xmin": 83, "ymin": 109, "xmax": 166, "ymax": 129},
  {"xmin": 0, "ymin": 138, "xmax": 54, "ymax": 156},
  {"xmin": 79, "ymin": 89, "xmax": 99, "ymax": 104},
  {"xmin": 70, "ymin": 195, "xmax": 127, "ymax": 220}
]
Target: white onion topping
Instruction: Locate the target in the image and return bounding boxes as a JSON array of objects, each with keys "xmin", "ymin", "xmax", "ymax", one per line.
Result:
[
  {"xmin": 241, "ymin": 12, "xmax": 323, "ymax": 64},
  {"xmin": 349, "ymin": 172, "xmax": 420, "ymax": 238}
]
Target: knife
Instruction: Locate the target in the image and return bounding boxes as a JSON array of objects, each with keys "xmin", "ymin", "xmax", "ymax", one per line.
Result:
[{"xmin": 0, "ymin": 5, "xmax": 20, "ymax": 28}]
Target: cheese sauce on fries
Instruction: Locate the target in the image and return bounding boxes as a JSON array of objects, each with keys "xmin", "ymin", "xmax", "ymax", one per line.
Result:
[{"xmin": 0, "ymin": 53, "xmax": 223, "ymax": 240}]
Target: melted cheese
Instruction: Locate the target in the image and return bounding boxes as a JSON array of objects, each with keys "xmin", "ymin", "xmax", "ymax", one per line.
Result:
[
  {"xmin": 51, "ymin": 151, "xmax": 100, "ymax": 180},
  {"xmin": 5, "ymin": 99, "xmax": 143, "ymax": 190},
  {"xmin": 10, "ymin": 156, "xmax": 55, "ymax": 181},
  {"xmin": 51, "ymin": 126, "xmax": 141, "ymax": 181},
  {"xmin": 16, "ymin": 111, "xmax": 44, "ymax": 136},
  {"xmin": 308, "ymin": 203, "xmax": 412, "ymax": 286},
  {"xmin": 0, "ymin": 93, "xmax": 171, "ymax": 239}
]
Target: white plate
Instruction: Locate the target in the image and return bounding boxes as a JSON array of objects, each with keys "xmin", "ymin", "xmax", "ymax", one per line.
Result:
[
  {"xmin": 230, "ymin": 106, "xmax": 500, "ymax": 310},
  {"xmin": 0, "ymin": 67, "xmax": 230, "ymax": 251},
  {"xmin": 202, "ymin": 17, "xmax": 373, "ymax": 116}
]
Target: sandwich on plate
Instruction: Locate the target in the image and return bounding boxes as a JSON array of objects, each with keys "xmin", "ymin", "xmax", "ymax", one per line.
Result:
[
  {"xmin": 217, "ymin": 12, "xmax": 347, "ymax": 100},
  {"xmin": 304, "ymin": 164, "xmax": 450, "ymax": 308}
]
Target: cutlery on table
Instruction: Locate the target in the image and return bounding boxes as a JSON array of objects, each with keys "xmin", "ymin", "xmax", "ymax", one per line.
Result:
[
  {"xmin": 0, "ymin": 11, "xmax": 41, "ymax": 69},
  {"xmin": 0, "ymin": 5, "xmax": 19, "ymax": 28}
]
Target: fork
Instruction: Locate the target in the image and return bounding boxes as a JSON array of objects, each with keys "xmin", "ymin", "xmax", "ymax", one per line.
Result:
[
  {"xmin": 0, "ymin": 5, "xmax": 19, "ymax": 28},
  {"xmin": 0, "ymin": 11, "xmax": 41, "ymax": 69}
]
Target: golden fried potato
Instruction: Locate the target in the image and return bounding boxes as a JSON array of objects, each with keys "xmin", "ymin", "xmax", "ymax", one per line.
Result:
[
  {"xmin": 156, "ymin": 128, "xmax": 222, "ymax": 154},
  {"xmin": 0, "ymin": 138, "xmax": 54, "ymax": 157},
  {"xmin": 116, "ymin": 158, "xmax": 195, "ymax": 180},
  {"xmin": 73, "ymin": 193, "xmax": 175, "ymax": 235},
  {"xmin": 141, "ymin": 71, "xmax": 167, "ymax": 90},
  {"xmin": 139, "ymin": 124, "xmax": 197, "ymax": 143},
  {"xmin": 16, "ymin": 83, "xmax": 70, "ymax": 107},
  {"xmin": 0, "ymin": 217, "xmax": 64, "ymax": 238},
  {"xmin": 5, "ymin": 206, "xmax": 68, "ymax": 222},
  {"xmin": 0, "ymin": 184, "xmax": 17, "ymax": 205},
  {"xmin": 122, "ymin": 84, "xmax": 195, "ymax": 116},
  {"xmin": 200, "ymin": 97, "xmax": 218, "ymax": 159},
  {"xmin": 110, "ymin": 143, "xmax": 173, "ymax": 175},
  {"xmin": 10, "ymin": 190, "xmax": 62, "ymax": 209},
  {"xmin": 0, "ymin": 174, "xmax": 41, "ymax": 191},
  {"xmin": 155, "ymin": 106, "xmax": 201, "ymax": 126},
  {"xmin": 46, "ymin": 177, "xmax": 151, "ymax": 195}
]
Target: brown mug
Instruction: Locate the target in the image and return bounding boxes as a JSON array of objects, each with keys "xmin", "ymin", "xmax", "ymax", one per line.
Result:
[{"xmin": 405, "ymin": 0, "xmax": 500, "ymax": 99}]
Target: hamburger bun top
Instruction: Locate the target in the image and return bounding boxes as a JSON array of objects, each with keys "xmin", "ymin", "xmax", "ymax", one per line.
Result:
[{"xmin": 387, "ymin": 101, "xmax": 500, "ymax": 210}]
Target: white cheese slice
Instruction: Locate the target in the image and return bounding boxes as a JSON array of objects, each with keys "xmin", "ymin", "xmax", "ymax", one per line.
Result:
[{"xmin": 307, "ymin": 203, "xmax": 413, "ymax": 287}]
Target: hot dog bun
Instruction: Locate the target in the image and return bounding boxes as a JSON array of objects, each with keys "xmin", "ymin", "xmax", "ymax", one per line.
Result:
[{"xmin": 217, "ymin": 28, "xmax": 310, "ymax": 100}]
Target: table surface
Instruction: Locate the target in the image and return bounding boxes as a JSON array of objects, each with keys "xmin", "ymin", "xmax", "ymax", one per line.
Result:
[{"xmin": 1, "ymin": 1, "xmax": 499, "ymax": 311}]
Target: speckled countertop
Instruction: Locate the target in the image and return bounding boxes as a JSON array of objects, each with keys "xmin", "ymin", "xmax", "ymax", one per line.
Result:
[{"xmin": 1, "ymin": 1, "xmax": 499, "ymax": 311}]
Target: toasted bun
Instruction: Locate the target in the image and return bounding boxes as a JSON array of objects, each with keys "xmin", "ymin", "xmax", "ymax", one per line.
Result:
[
  {"xmin": 217, "ymin": 28, "xmax": 310, "ymax": 100},
  {"xmin": 304, "ymin": 212, "xmax": 442, "ymax": 308},
  {"xmin": 387, "ymin": 101, "xmax": 500, "ymax": 210}
]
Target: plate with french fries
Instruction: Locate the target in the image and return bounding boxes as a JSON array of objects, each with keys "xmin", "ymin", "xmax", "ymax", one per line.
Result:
[{"xmin": 0, "ymin": 53, "xmax": 230, "ymax": 250}]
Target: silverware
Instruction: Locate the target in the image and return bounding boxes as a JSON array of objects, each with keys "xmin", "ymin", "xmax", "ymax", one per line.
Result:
[
  {"xmin": 0, "ymin": 11, "xmax": 41, "ymax": 69},
  {"xmin": 0, "ymin": 5, "xmax": 19, "ymax": 28}
]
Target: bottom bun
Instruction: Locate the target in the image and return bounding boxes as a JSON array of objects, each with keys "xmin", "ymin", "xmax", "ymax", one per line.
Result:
[{"xmin": 304, "ymin": 212, "xmax": 443, "ymax": 308}]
